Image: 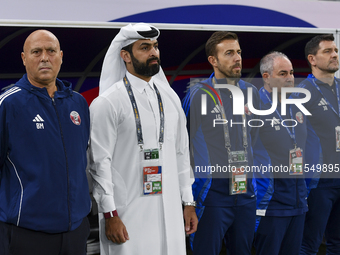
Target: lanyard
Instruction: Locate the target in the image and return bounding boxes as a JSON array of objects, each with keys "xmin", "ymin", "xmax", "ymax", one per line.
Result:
[
  {"xmin": 310, "ymin": 76, "xmax": 340, "ymax": 118},
  {"xmin": 123, "ymin": 76, "xmax": 165, "ymax": 150},
  {"xmin": 212, "ymin": 78, "xmax": 248, "ymax": 152},
  {"xmin": 262, "ymin": 87, "xmax": 297, "ymax": 148}
]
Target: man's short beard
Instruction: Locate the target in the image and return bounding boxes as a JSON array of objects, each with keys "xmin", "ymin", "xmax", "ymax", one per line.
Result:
[
  {"xmin": 318, "ymin": 66, "xmax": 339, "ymax": 75},
  {"xmin": 216, "ymin": 60, "xmax": 242, "ymax": 80},
  {"xmin": 323, "ymin": 60, "xmax": 339, "ymax": 73},
  {"xmin": 216, "ymin": 66, "xmax": 241, "ymax": 84},
  {"xmin": 131, "ymin": 53, "xmax": 160, "ymax": 77},
  {"xmin": 327, "ymin": 66, "xmax": 339, "ymax": 73}
]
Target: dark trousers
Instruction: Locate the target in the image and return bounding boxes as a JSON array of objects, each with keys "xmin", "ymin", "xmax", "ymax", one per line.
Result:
[
  {"xmin": 254, "ymin": 214, "xmax": 306, "ymax": 255},
  {"xmin": 0, "ymin": 217, "xmax": 90, "ymax": 255},
  {"xmin": 300, "ymin": 187, "xmax": 340, "ymax": 255},
  {"xmin": 191, "ymin": 200, "xmax": 256, "ymax": 255}
]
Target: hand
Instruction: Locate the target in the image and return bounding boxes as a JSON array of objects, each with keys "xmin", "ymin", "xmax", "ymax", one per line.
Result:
[
  {"xmin": 105, "ymin": 216, "xmax": 129, "ymax": 244},
  {"xmin": 183, "ymin": 206, "xmax": 198, "ymax": 235}
]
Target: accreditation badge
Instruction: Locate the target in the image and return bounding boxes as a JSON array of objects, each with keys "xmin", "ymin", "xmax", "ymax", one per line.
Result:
[
  {"xmin": 289, "ymin": 147, "xmax": 303, "ymax": 175},
  {"xmin": 228, "ymin": 151, "xmax": 248, "ymax": 195},
  {"xmin": 144, "ymin": 148, "xmax": 160, "ymax": 160},
  {"xmin": 140, "ymin": 148, "xmax": 162, "ymax": 196},
  {"xmin": 143, "ymin": 166, "xmax": 162, "ymax": 195},
  {"xmin": 336, "ymin": 126, "xmax": 340, "ymax": 152}
]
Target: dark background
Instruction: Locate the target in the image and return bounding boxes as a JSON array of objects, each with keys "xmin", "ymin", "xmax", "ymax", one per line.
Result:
[{"xmin": 0, "ymin": 26, "xmax": 319, "ymax": 105}]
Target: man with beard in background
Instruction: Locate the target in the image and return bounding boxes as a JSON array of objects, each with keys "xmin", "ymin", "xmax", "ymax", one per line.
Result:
[
  {"xmin": 88, "ymin": 23, "xmax": 197, "ymax": 255},
  {"xmin": 294, "ymin": 34, "xmax": 340, "ymax": 255},
  {"xmin": 182, "ymin": 31, "xmax": 260, "ymax": 255}
]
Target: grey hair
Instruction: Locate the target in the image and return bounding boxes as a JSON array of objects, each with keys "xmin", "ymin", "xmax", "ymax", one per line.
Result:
[{"xmin": 260, "ymin": 51, "xmax": 289, "ymax": 75}]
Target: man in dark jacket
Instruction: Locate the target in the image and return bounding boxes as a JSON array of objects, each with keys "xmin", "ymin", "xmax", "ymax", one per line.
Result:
[
  {"xmin": 253, "ymin": 51, "xmax": 308, "ymax": 255},
  {"xmin": 0, "ymin": 30, "xmax": 91, "ymax": 255},
  {"xmin": 182, "ymin": 31, "xmax": 260, "ymax": 255},
  {"xmin": 295, "ymin": 34, "xmax": 340, "ymax": 255}
]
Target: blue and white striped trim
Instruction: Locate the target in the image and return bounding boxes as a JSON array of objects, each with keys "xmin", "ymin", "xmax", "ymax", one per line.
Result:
[
  {"xmin": 0, "ymin": 87, "xmax": 21, "ymax": 106},
  {"xmin": 7, "ymin": 156, "xmax": 24, "ymax": 226}
]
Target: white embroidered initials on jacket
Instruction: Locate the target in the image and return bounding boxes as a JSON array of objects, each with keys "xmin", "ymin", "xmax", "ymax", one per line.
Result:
[
  {"xmin": 271, "ymin": 117, "xmax": 281, "ymax": 131},
  {"xmin": 211, "ymin": 105, "xmax": 222, "ymax": 119},
  {"xmin": 33, "ymin": 114, "xmax": 44, "ymax": 129}
]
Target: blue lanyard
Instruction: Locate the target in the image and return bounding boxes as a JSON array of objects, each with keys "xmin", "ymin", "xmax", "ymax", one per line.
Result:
[
  {"xmin": 309, "ymin": 74, "xmax": 340, "ymax": 118},
  {"xmin": 262, "ymin": 87, "xmax": 297, "ymax": 147}
]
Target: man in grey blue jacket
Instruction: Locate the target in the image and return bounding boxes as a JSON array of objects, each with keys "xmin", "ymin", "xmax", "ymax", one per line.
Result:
[
  {"xmin": 294, "ymin": 34, "xmax": 340, "ymax": 255},
  {"xmin": 253, "ymin": 52, "xmax": 308, "ymax": 255},
  {"xmin": 182, "ymin": 31, "xmax": 260, "ymax": 255},
  {"xmin": 0, "ymin": 30, "xmax": 91, "ymax": 255}
]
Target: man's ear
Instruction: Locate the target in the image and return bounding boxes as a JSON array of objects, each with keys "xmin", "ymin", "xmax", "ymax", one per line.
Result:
[
  {"xmin": 120, "ymin": 50, "xmax": 131, "ymax": 64},
  {"xmin": 60, "ymin": 50, "xmax": 63, "ymax": 65},
  {"xmin": 21, "ymin": 52, "xmax": 26, "ymax": 66},
  {"xmin": 307, "ymin": 54, "xmax": 315, "ymax": 67},
  {"xmin": 262, "ymin": 72, "xmax": 269, "ymax": 79},
  {"xmin": 262, "ymin": 72, "xmax": 270, "ymax": 84},
  {"xmin": 208, "ymin": 55, "xmax": 217, "ymax": 68}
]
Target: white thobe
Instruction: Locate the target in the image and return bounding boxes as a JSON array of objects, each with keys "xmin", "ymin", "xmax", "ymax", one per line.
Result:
[{"xmin": 88, "ymin": 71, "xmax": 194, "ymax": 255}]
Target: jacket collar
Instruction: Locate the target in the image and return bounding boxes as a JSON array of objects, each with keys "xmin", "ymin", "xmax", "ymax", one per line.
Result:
[
  {"xmin": 307, "ymin": 73, "xmax": 339, "ymax": 87},
  {"xmin": 16, "ymin": 74, "xmax": 73, "ymax": 99},
  {"xmin": 259, "ymin": 86, "xmax": 271, "ymax": 105}
]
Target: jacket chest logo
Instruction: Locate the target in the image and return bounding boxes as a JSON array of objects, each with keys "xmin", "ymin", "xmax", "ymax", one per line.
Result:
[
  {"xmin": 318, "ymin": 98, "xmax": 328, "ymax": 111},
  {"xmin": 271, "ymin": 117, "xmax": 281, "ymax": 131},
  {"xmin": 211, "ymin": 105, "xmax": 222, "ymax": 119},
  {"xmin": 70, "ymin": 111, "xmax": 81, "ymax": 125},
  {"xmin": 33, "ymin": 114, "xmax": 44, "ymax": 129}
]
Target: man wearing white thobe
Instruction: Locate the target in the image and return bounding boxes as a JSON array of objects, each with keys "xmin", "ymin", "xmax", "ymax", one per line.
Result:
[{"xmin": 88, "ymin": 23, "xmax": 198, "ymax": 255}]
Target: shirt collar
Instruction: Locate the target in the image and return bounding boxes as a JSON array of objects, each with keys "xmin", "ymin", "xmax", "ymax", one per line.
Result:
[
  {"xmin": 259, "ymin": 86, "xmax": 271, "ymax": 105},
  {"xmin": 126, "ymin": 71, "xmax": 154, "ymax": 94},
  {"xmin": 212, "ymin": 77, "xmax": 229, "ymax": 87},
  {"xmin": 307, "ymin": 73, "xmax": 337, "ymax": 86},
  {"xmin": 212, "ymin": 76, "xmax": 241, "ymax": 88}
]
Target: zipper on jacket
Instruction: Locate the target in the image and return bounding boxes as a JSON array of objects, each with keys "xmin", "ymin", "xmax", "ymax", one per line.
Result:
[
  {"xmin": 52, "ymin": 97, "xmax": 72, "ymax": 231},
  {"xmin": 296, "ymin": 179, "xmax": 299, "ymax": 207}
]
